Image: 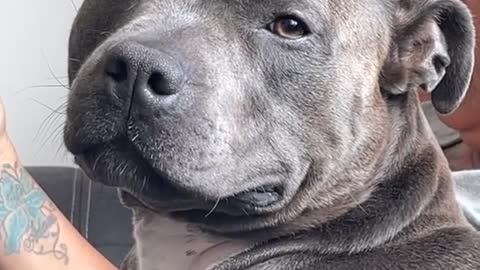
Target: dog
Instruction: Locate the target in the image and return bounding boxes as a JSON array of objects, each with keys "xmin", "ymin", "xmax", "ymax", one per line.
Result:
[{"xmin": 64, "ymin": 0, "xmax": 480, "ymax": 269}]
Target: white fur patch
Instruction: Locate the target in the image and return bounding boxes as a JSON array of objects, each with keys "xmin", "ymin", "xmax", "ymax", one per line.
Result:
[{"xmin": 134, "ymin": 214, "xmax": 253, "ymax": 270}]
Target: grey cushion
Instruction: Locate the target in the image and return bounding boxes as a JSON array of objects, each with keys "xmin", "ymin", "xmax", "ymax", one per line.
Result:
[{"xmin": 26, "ymin": 167, "xmax": 134, "ymax": 267}]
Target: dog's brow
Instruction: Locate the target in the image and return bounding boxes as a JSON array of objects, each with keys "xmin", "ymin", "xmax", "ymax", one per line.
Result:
[{"xmin": 192, "ymin": 0, "xmax": 327, "ymax": 19}]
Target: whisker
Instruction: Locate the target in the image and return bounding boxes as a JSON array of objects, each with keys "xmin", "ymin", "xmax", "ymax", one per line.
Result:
[
  {"xmin": 53, "ymin": 142, "xmax": 69, "ymax": 161},
  {"xmin": 118, "ymin": 162, "xmax": 128, "ymax": 178},
  {"xmin": 16, "ymin": 84, "xmax": 69, "ymax": 94},
  {"xmin": 241, "ymin": 208, "xmax": 251, "ymax": 217},
  {"xmin": 69, "ymin": 57, "xmax": 81, "ymax": 63},
  {"xmin": 33, "ymin": 109, "xmax": 60, "ymax": 141},
  {"xmin": 31, "ymin": 99, "xmax": 67, "ymax": 143},
  {"xmin": 205, "ymin": 198, "xmax": 221, "ymax": 218},
  {"xmin": 348, "ymin": 193, "xmax": 368, "ymax": 215},
  {"xmin": 34, "ymin": 121, "xmax": 65, "ymax": 156},
  {"xmin": 50, "ymin": 122, "xmax": 66, "ymax": 144},
  {"xmin": 141, "ymin": 176, "xmax": 148, "ymax": 192},
  {"xmin": 29, "ymin": 98, "xmax": 64, "ymax": 114},
  {"xmin": 45, "ymin": 75, "xmax": 68, "ymax": 80},
  {"xmin": 40, "ymin": 111, "xmax": 66, "ymax": 143},
  {"xmin": 41, "ymin": 50, "xmax": 70, "ymax": 90},
  {"xmin": 93, "ymin": 152, "xmax": 105, "ymax": 172},
  {"xmin": 69, "ymin": 0, "xmax": 78, "ymax": 11}
]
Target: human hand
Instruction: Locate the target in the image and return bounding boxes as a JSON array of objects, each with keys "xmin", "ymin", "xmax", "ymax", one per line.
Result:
[
  {"xmin": 0, "ymin": 98, "xmax": 6, "ymax": 140},
  {"xmin": 0, "ymin": 98, "xmax": 17, "ymax": 163}
]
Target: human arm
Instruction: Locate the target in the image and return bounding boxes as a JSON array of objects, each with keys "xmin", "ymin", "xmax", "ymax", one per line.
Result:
[{"xmin": 0, "ymin": 98, "xmax": 118, "ymax": 270}]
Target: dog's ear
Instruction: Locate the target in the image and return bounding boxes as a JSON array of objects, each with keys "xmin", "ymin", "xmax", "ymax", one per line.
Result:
[{"xmin": 381, "ymin": 0, "xmax": 475, "ymax": 114}]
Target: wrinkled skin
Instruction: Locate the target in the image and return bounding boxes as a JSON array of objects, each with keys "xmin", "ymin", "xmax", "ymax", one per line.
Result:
[{"xmin": 65, "ymin": 0, "xmax": 480, "ymax": 269}]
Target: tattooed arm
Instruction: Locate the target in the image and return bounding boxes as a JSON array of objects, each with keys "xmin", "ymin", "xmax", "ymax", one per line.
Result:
[{"xmin": 0, "ymin": 99, "xmax": 117, "ymax": 270}]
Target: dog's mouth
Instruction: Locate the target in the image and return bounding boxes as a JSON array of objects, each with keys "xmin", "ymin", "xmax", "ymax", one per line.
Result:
[
  {"xmin": 74, "ymin": 141, "xmax": 286, "ymax": 220},
  {"xmin": 229, "ymin": 185, "xmax": 283, "ymax": 208},
  {"xmin": 169, "ymin": 184, "xmax": 283, "ymax": 221}
]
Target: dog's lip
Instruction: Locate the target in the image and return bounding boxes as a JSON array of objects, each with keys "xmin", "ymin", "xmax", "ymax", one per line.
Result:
[
  {"xmin": 228, "ymin": 184, "xmax": 283, "ymax": 207},
  {"xmin": 73, "ymin": 142, "xmax": 288, "ymax": 217},
  {"xmin": 166, "ymin": 184, "xmax": 285, "ymax": 222},
  {"xmin": 74, "ymin": 154, "xmax": 100, "ymax": 183},
  {"xmin": 74, "ymin": 152, "xmax": 123, "ymax": 187},
  {"xmin": 75, "ymin": 155, "xmax": 92, "ymax": 173}
]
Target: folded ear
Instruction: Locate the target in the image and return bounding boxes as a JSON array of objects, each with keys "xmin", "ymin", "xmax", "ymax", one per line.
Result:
[{"xmin": 380, "ymin": 0, "xmax": 475, "ymax": 114}]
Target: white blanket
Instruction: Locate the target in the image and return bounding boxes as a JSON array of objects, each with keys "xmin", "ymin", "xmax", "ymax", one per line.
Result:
[{"xmin": 454, "ymin": 170, "xmax": 480, "ymax": 230}]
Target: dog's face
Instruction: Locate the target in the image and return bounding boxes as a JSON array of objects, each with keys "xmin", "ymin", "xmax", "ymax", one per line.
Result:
[{"xmin": 65, "ymin": 0, "xmax": 474, "ymax": 233}]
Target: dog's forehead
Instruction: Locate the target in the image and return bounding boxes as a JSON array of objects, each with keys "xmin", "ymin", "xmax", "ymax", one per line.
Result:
[
  {"xmin": 142, "ymin": 0, "xmax": 325, "ymax": 12},
  {"xmin": 92, "ymin": 0, "xmax": 383, "ymax": 23}
]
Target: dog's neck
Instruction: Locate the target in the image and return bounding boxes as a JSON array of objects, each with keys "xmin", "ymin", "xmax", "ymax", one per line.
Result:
[{"xmin": 132, "ymin": 209, "xmax": 254, "ymax": 270}]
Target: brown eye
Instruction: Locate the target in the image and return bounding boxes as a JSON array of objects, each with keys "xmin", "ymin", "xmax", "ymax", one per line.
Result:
[{"xmin": 269, "ymin": 16, "xmax": 310, "ymax": 39}]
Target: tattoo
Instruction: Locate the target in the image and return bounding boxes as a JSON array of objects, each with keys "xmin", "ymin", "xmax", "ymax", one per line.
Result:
[{"xmin": 0, "ymin": 162, "xmax": 69, "ymax": 264}]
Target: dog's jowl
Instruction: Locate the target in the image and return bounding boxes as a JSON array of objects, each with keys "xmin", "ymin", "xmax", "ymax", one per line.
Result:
[{"xmin": 64, "ymin": 0, "xmax": 479, "ymax": 269}]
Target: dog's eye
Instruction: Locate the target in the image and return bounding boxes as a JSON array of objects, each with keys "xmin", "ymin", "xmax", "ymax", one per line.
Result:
[{"xmin": 268, "ymin": 16, "xmax": 310, "ymax": 39}]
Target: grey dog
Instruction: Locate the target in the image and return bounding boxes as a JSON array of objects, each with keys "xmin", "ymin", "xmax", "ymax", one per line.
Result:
[{"xmin": 64, "ymin": 0, "xmax": 480, "ymax": 269}]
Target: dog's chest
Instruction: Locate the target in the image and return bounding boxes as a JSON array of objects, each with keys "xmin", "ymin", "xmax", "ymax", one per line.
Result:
[{"xmin": 134, "ymin": 214, "xmax": 253, "ymax": 270}]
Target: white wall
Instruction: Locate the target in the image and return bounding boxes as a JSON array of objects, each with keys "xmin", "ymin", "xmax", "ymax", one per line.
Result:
[{"xmin": 0, "ymin": 0, "xmax": 83, "ymax": 166}]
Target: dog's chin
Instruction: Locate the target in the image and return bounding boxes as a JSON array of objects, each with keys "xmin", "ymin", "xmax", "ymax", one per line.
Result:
[{"xmin": 74, "ymin": 142, "xmax": 288, "ymax": 224}]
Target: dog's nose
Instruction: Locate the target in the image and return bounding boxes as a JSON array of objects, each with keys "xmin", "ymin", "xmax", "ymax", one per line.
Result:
[{"xmin": 104, "ymin": 42, "xmax": 185, "ymax": 99}]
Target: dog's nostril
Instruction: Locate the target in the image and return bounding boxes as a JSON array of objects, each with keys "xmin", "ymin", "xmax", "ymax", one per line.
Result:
[
  {"xmin": 105, "ymin": 58, "xmax": 128, "ymax": 82},
  {"xmin": 147, "ymin": 72, "xmax": 176, "ymax": 96}
]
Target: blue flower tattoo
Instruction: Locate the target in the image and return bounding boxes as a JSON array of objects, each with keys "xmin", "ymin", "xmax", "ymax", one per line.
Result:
[{"xmin": 0, "ymin": 164, "xmax": 69, "ymax": 264}]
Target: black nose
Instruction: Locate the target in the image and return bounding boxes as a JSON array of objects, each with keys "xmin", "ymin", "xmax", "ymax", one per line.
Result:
[{"xmin": 104, "ymin": 41, "xmax": 185, "ymax": 99}]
